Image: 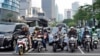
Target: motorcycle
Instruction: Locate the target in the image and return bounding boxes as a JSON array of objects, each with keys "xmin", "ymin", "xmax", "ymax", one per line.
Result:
[
  {"xmin": 52, "ymin": 33, "xmax": 65, "ymax": 52},
  {"xmin": 17, "ymin": 35, "xmax": 28, "ymax": 55},
  {"xmin": 69, "ymin": 35, "xmax": 77, "ymax": 52},
  {"xmin": 33, "ymin": 35, "xmax": 43, "ymax": 52},
  {"xmin": 84, "ymin": 35, "xmax": 91, "ymax": 52},
  {"xmin": 92, "ymin": 33, "xmax": 99, "ymax": 49}
]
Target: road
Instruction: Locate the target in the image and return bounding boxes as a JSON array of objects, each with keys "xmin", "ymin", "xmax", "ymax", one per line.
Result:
[{"xmin": 0, "ymin": 42, "xmax": 100, "ymax": 56}]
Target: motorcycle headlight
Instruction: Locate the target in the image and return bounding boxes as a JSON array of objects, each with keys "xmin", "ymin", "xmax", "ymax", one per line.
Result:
[
  {"xmin": 70, "ymin": 37, "xmax": 75, "ymax": 40},
  {"xmin": 86, "ymin": 35, "xmax": 90, "ymax": 38}
]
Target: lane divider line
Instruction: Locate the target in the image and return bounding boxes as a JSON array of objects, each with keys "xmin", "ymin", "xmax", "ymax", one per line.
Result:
[
  {"xmin": 78, "ymin": 46, "xmax": 85, "ymax": 54},
  {"xmin": 0, "ymin": 53, "xmax": 100, "ymax": 55}
]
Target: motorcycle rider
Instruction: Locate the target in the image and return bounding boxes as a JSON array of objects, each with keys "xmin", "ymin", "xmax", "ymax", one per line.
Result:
[
  {"xmin": 92, "ymin": 26, "xmax": 96, "ymax": 35},
  {"xmin": 14, "ymin": 25, "xmax": 32, "ymax": 53},
  {"xmin": 44, "ymin": 28, "xmax": 48, "ymax": 42},
  {"xmin": 68, "ymin": 27, "xmax": 77, "ymax": 38},
  {"xmin": 82, "ymin": 27, "xmax": 93, "ymax": 50},
  {"xmin": 68, "ymin": 27, "xmax": 78, "ymax": 48},
  {"xmin": 83, "ymin": 27, "xmax": 90, "ymax": 37},
  {"xmin": 32, "ymin": 28, "xmax": 47, "ymax": 51},
  {"xmin": 57, "ymin": 26, "xmax": 63, "ymax": 37}
]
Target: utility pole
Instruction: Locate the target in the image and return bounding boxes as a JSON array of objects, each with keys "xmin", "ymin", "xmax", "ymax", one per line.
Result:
[{"xmin": 92, "ymin": 1, "xmax": 95, "ymax": 27}]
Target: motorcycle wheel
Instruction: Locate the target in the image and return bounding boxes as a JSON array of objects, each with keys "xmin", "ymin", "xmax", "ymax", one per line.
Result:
[
  {"xmin": 37, "ymin": 44, "xmax": 42, "ymax": 52},
  {"xmin": 87, "ymin": 44, "xmax": 90, "ymax": 52},
  {"xmin": 53, "ymin": 44, "xmax": 57, "ymax": 52},
  {"xmin": 38, "ymin": 48, "xmax": 41, "ymax": 52},
  {"xmin": 19, "ymin": 47, "xmax": 23, "ymax": 55},
  {"xmin": 94, "ymin": 44, "xmax": 97, "ymax": 49},
  {"xmin": 61, "ymin": 47, "xmax": 64, "ymax": 51},
  {"xmin": 70, "ymin": 47, "xmax": 74, "ymax": 52}
]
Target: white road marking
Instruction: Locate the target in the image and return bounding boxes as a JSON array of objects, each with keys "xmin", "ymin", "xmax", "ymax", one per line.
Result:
[
  {"xmin": 78, "ymin": 46, "xmax": 85, "ymax": 54},
  {"xmin": 0, "ymin": 53, "xmax": 100, "ymax": 55}
]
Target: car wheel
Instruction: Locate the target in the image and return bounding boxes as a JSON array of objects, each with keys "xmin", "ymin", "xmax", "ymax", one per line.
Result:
[{"xmin": 11, "ymin": 40, "xmax": 16, "ymax": 50}]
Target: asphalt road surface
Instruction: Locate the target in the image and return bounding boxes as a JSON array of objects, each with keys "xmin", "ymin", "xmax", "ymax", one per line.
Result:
[
  {"xmin": 0, "ymin": 44, "xmax": 100, "ymax": 56},
  {"xmin": 0, "ymin": 41, "xmax": 100, "ymax": 56}
]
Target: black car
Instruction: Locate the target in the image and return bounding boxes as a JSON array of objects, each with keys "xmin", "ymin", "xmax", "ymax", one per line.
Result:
[{"xmin": 0, "ymin": 22, "xmax": 28, "ymax": 49}]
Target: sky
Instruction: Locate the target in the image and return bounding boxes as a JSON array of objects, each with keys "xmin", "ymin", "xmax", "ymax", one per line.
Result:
[{"xmin": 32, "ymin": 0, "xmax": 92, "ymax": 14}]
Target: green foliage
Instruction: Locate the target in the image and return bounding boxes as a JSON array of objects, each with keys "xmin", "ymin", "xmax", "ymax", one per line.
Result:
[
  {"xmin": 93, "ymin": 0, "xmax": 100, "ymax": 9},
  {"xmin": 63, "ymin": 19, "xmax": 76, "ymax": 27},
  {"xmin": 67, "ymin": 21, "xmax": 77, "ymax": 27},
  {"xmin": 63, "ymin": 19, "xmax": 73, "ymax": 24},
  {"xmin": 74, "ymin": 5, "xmax": 92, "ymax": 21},
  {"xmin": 93, "ymin": 0, "xmax": 100, "ymax": 20}
]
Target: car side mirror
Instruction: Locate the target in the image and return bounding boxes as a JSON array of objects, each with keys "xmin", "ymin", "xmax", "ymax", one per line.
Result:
[{"xmin": 16, "ymin": 29, "xmax": 21, "ymax": 31}]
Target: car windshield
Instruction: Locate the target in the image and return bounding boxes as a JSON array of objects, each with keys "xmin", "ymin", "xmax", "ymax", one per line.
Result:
[
  {"xmin": 51, "ymin": 27, "xmax": 58, "ymax": 34},
  {"xmin": 56, "ymin": 23, "xmax": 66, "ymax": 27},
  {"xmin": 29, "ymin": 27, "xmax": 35, "ymax": 34},
  {"xmin": 61, "ymin": 27, "xmax": 67, "ymax": 33},
  {"xmin": 0, "ymin": 24, "xmax": 15, "ymax": 33}
]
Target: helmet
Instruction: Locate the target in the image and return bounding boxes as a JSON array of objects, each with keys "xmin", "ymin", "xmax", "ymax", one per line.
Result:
[
  {"xmin": 39, "ymin": 29, "xmax": 42, "ymax": 32},
  {"xmin": 70, "ymin": 26, "xmax": 74, "ymax": 29},
  {"xmin": 35, "ymin": 26, "xmax": 39, "ymax": 30},
  {"xmin": 21, "ymin": 25, "xmax": 29, "ymax": 31}
]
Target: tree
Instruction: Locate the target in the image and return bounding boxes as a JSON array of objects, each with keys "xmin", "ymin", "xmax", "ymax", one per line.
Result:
[
  {"xmin": 74, "ymin": 5, "xmax": 92, "ymax": 21},
  {"xmin": 73, "ymin": 5, "xmax": 93, "ymax": 26},
  {"xmin": 93, "ymin": 0, "xmax": 100, "ymax": 20},
  {"xmin": 93, "ymin": 0, "xmax": 100, "ymax": 9},
  {"xmin": 63, "ymin": 19, "xmax": 77, "ymax": 27}
]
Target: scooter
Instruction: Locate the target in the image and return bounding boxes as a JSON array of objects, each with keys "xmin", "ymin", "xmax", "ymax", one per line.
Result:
[
  {"xmin": 52, "ymin": 33, "xmax": 65, "ymax": 52},
  {"xmin": 33, "ymin": 35, "xmax": 43, "ymax": 52},
  {"xmin": 69, "ymin": 35, "xmax": 77, "ymax": 52},
  {"xmin": 92, "ymin": 33, "xmax": 99, "ymax": 49},
  {"xmin": 84, "ymin": 35, "xmax": 91, "ymax": 52},
  {"xmin": 17, "ymin": 35, "xmax": 28, "ymax": 55}
]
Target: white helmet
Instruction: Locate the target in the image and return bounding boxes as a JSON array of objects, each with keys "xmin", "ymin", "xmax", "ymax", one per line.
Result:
[{"xmin": 70, "ymin": 26, "xmax": 74, "ymax": 29}]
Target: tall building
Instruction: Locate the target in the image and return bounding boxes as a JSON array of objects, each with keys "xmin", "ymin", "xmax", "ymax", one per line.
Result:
[
  {"xmin": 92, "ymin": 0, "xmax": 96, "ymax": 3},
  {"xmin": 67, "ymin": 9, "xmax": 72, "ymax": 19},
  {"xmin": 64, "ymin": 9, "xmax": 72, "ymax": 19},
  {"xmin": 72, "ymin": 2, "xmax": 79, "ymax": 18},
  {"xmin": 55, "ymin": 5, "xmax": 59, "ymax": 22},
  {"xmin": 42, "ymin": 0, "xmax": 56, "ymax": 20},
  {"xmin": 58, "ymin": 14, "xmax": 63, "ymax": 22},
  {"xmin": 26, "ymin": 7, "xmax": 48, "ymax": 27},
  {"xmin": 0, "ymin": 0, "xmax": 20, "ymax": 21},
  {"xmin": 19, "ymin": 0, "xmax": 32, "ymax": 18}
]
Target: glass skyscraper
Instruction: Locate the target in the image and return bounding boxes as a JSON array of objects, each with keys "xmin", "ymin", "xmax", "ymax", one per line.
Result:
[
  {"xmin": 42, "ymin": 0, "xmax": 56, "ymax": 19},
  {"xmin": 0, "ymin": 0, "xmax": 20, "ymax": 21}
]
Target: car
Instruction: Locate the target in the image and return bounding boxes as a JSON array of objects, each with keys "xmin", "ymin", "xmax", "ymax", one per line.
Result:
[
  {"xmin": 96, "ymin": 29, "xmax": 100, "ymax": 39},
  {"xmin": 56, "ymin": 23, "xmax": 68, "ymax": 28},
  {"xmin": 0, "ymin": 22, "xmax": 28, "ymax": 50}
]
